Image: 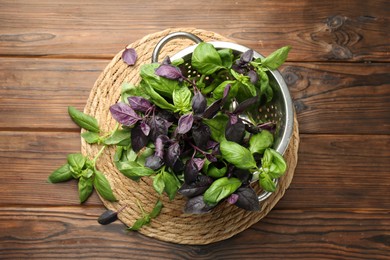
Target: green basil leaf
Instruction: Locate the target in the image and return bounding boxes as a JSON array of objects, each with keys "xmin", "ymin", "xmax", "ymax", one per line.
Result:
[
  {"xmin": 149, "ymin": 200, "xmax": 163, "ymax": 218},
  {"xmin": 173, "ymin": 86, "xmax": 192, "ymax": 113},
  {"xmin": 152, "ymin": 172, "xmax": 165, "ymax": 195},
  {"xmin": 48, "ymin": 164, "xmax": 73, "ymax": 183},
  {"xmin": 67, "ymin": 153, "xmax": 86, "ymax": 173},
  {"xmin": 140, "ymin": 63, "xmax": 180, "ymax": 98},
  {"xmin": 81, "ymin": 131, "xmax": 100, "ymax": 144},
  {"xmin": 192, "ymin": 42, "xmax": 224, "ymax": 75},
  {"xmin": 82, "ymin": 168, "xmax": 94, "ymax": 179},
  {"xmin": 128, "ymin": 217, "xmax": 149, "ymax": 231},
  {"xmin": 68, "ymin": 106, "xmax": 100, "ymax": 133},
  {"xmin": 261, "ymin": 46, "xmax": 291, "ymax": 70},
  {"xmin": 121, "ymin": 82, "xmax": 148, "ymax": 103},
  {"xmin": 78, "ymin": 177, "xmax": 94, "ymax": 203},
  {"xmin": 212, "ymin": 80, "xmax": 236, "ymax": 100},
  {"xmin": 218, "ymin": 48, "xmax": 234, "ymax": 68},
  {"xmin": 203, "ymin": 114, "xmax": 228, "ymax": 142},
  {"xmin": 249, "ymin": 130, "xmax": 274, "ymax": 155},
  {"xmin": 141, "ymin": 80, "xmax": 176, "ymax": 112},
  {"xmin": 114, "ymin": 146, "xmax": 124, "ymax": 162},
  {"xmin": 115, "ymin": 161, "xmax": 147, "ymax": 181},
  {"xmin": 259, "ymin": 173, "xmax": 276, "ymax": 192},
  {"xmin": 207, "ymin": 164, "xmax": 227, "ymax": 178},
  {"xmin": 203, "ymin": 177, "xmax": 241, "ymax": 205},
  {"xmin": 161, "ymin": 170, "xmax": 180, "ymax": 201},
  {"xmin": 220, "ymin": 140, "xmax": 257, "ymax": 169},
  {"xmin": 103, "ymin": 129, "xmax": 131, "ymax": 146},
  {"xmin": 136, "ymin": 147, "xmax": 154, "ymax": 165},
  {"xmin": 94, "ymin": 170, "xmax": 117, "ymax": 202},
  {"xmin": 265, "ymin": 148, "xmax": 287, "ymax": 178}
]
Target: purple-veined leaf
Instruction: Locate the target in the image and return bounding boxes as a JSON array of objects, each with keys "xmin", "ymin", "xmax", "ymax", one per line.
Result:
[
  {"xmin": 227, "ymin": 193, "xmax": 239, "ymax": 204},
  {"xmin": 191, "ymin": 91, "xmax": 207, "ymax": 114},
  {"xmin": 122, "ymin": 47, "xmax": 137, "ymax": 66},
  {"xmin": 234, "ymin": 187, "xmax": 260, "ymax": 211},
  {"xmin": 164, "ymin": 142, "xmax": 180, "ymax": 168},
  {"xmin": 145, "ymin": 155, "xmax": 164, "ymax": 170},
  {"xmin": 225, "ymin": 117, "xmax": 246, "ymax": 144},
  {"xmin": 155, "ymin": 135, "xmax": 169, "ymax": 158},
  {"xmin": 202, "ymin": 99, "xmax": 222, "ymax": 119},
  {"xmin": 161, "ymin": 56, "xmax": 172, "ymax": 65},
  {"xmin": 184, "ymin": 158, "xmax": 199, "ymax": 184},
  {"xmin": 232, "ymin": 168, "xmax": 251, "ymax": 185},
  {"xmin": 178, "ymin": 175, "xmax": 213, "ymax": 198},
  {"xmin": 140, "ymin": 121, "xmax": 151, "ymax": 136},
  {"xmin": 148, "ymin": 116, "xmax": 172, "ymax": 141},
  {"xmin": 172, "ymin": 158, "xmax": 185, "ymax": 173},
  {"xmin": 248, "ymin": 70, "xmax": 259, "ymax": 84},
  {"xmin": 127, "ymin": 96, "xmax": 152, "ymax": 113},
  {"xmin": 221, "ymin": 83, "xmax": 231, "ymax": 105},
  {"xmin": 155, "ymin": 64, "xmax": 183, "ymax": 80},
  {"xmin": 192, "ymin": 123, "xmax": 211, "ymax": 150},
  {"xmin": 233, "ymin": 95, "xmax": 259, "ymax": 114},
  {"xmin": 109, "ymin": 102, "xmax": 141, "ymax": 126},
  {"xmin": 184, "ymin": 195, "xmax": 215, "ymax": 214},
  {"xmin": 177, "ymin": 113, "xmax": 193, "ymax": 134},
  {"xmin": 131, "ymin": 123, "xmax": 149, "ymax": 152},
  {"xmin": 237, "ymin": 49, "xmax": 254, "ymax": 66},
  {"xmin": 193, "ymin": 158, "xmax": 205, "ymax": 171},
  {"xmin": 229, "ymin": 114, "xmax": 238, "ymax": 125}
]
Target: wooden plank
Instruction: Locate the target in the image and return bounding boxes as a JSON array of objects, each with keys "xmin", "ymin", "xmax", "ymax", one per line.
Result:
[
  {"xmin": 0, "ymin": 131, "xmax": 389, "ymax": 210},
  {"xmin": 1, "ymin": 57, "xmax": 389, "ymax": 134},
  {"xmin": 0, "ymin": 0, "xmax": 389, "ymax": 61},
  {"xmin": 0, "ymin": 206, "xmax": 388, "ymax": 259}
]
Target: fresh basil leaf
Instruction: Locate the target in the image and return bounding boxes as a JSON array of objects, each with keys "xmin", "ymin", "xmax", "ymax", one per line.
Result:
[
  {"xmin": 67, "ymin": 153, "xmax": 86, "ymax": 173},
  {"xmin": 219, "ymin": 140, "xmax": 257, "ymax": 169},
  {"xmin": 140, "ymin": 63, "xmax": 180, "ymax": 98},
  {"xmin": 218, "ymin": 48, "xmax": 234, "ymax": 68},
  {"xmin": 259, "ymin": 173, "xmax": 276, "ymax": 192},
  {"xmin": 48, "ymin": 164, "xmax": 73, "ymax": 183},
  {"xmin": 173, "ymin": 86, "xmax": 192, "ymax": 113},
  {"xmin": 234, "ymin": 186, "xmax": 260, "ymax": 211},
  {"xmin": 258, "ymin": 70, "xmax": 273, "ymax": 102},
  {"xmin": 212, "ymin": 80, "xmax": 236, "ymax": 100},
  {"xmin": 207, "ymin": 163, "xmax": 227, "ymax": 178},
  {"xmin": 192, "ymin": 42, "xmax": 225, "ymax": 75},
  {"xmin": 141, "ymin": 80, "xmax": 176, "ymax": 112},
  {"xmin": 264, "ymin": 148, "xmax": 287, "ymax": 178},
  {"xmin": 203, "ymin": 114, "xmax": 228, "ymax": 142},
  {"xmin": 93, "ymin": 170, "xmax": 117, "ymax": 202},
  {"xmin": 82, "ymin": 168, "xmax": 94, "ymax": 179},
  {"xmin": 128, "ymin": 217, "xmax": 148, "ymax": 231},
  {"xmin": 114, "ymin": 146, "xmax": 124, "ymax": 162},
  {"xmin": 149, "ymin": 200, "xmax": 163, "ymax": 218},
  {"xmin": 261, "ymin": 46, "xmax": 291, "ymax": 70},
  {"xmin": 184, "ymin": 195, "xmax": 215, "ymax": 214},
  {"xmin": 135, "ymin": 147, "xmax": 154, "ymax": 166},
  {"xmin": 176, "ymin": 113, "xmax": 193, "ymax": 134},
  {"xmin": 249, "ymin": 130, "xmax": 274, "ymax": 154},
  {"xmin": 203, "ymin": 177, "xmax": 242, "ymax": 206},
  {"xmin": 116, "ymin": 161, "xmax": 154, "ymax": 180},
  {"xmin": 78, "ymin": 177, "xmax": 93, "ymax": 203},
  {"xmin": 152, "ymin": 172, "xmax": 165, "ymax": 195},
  {"xmin": 81, "ymin": 131, "xmax": 100, "ymax": 144},
  {"xmin": 68, "ymin": 106, "xmax": 100, "ymax": 133},
  {"xmin": 121, "ymin": 82, "xmax": 149, "ymax": 103},
  {"xmin": 161, "ymin": 170, "xmax": 180, "ymax": 200},
  {"xmin": 103, "ymin": 129, "xmax": 131, "ymax": 146}
]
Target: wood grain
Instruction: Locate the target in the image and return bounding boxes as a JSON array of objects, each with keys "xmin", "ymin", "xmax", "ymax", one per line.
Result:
[
  {"xmin": 0, "ymin": 131, "xmax": 388, "ymax": 210},
  {"xmin": 1, "ymin": 57, "xmax": 389, "ymax": 134},
  {"xmin": 0, "ymin": 0, "xmax": 388, "ymax": 61},
  {"xmin": 0, "ymin": 207, "xmax": 388, "ymax": 259}
]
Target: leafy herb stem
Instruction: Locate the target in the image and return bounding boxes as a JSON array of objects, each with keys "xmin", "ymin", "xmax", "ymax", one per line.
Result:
[{"xmin": 92, "ymin": 145, "xmax": 106, "ymax": 166}]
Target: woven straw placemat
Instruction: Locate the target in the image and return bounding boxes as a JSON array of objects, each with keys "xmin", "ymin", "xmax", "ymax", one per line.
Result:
[{"xmin": 81, "ymin": 28, "xmax": 299, "ymax": 245}]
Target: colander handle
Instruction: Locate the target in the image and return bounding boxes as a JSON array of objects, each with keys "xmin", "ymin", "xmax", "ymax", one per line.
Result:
[{"xmin": 151, "ymin": 32, "xmax": 203, "ymax": 63}]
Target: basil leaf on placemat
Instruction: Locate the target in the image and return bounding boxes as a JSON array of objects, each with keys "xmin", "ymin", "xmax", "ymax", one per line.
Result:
[{"xmin": 68, "ymin": 106, "xmax": 100, "ymax": 133}]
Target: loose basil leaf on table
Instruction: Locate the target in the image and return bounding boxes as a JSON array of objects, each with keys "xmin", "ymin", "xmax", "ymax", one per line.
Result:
[
  {"xmin": 68, "ymin": 106, "xmax": 100, "ymax": 133},
  {"xmin": 78, "ymin": 176, "xmax": 94, "ymax": 203},
  {"xmin": 94, "ymin": 170, "xmax": 117, "ymax": 202},
  {"xmin": 67, "ymin": 153, "xmax": 86, "ymax": 174},
  {"xmin": 48, "ymin": 164, "xmax": 73, "ymax": 183}
]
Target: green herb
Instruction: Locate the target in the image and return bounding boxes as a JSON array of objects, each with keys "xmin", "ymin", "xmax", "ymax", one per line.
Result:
[
  {"xmin": 191, "ymin": 42, "xmax": 225, "ymax": 75},
  {"xmin": 48, "ymin": 164, "xmax": 73, "ymax": 183},
  {"xmin": 128, "ymin": 200, "xmax": 163, "ymax": 231},
  {"xmin": 203, "ymin": 177, "xmax": 241, "ymax": 206},
  {"xmin": 260, "ymin": 46, "xmax": 291, "ymax": 70},
  {"xmin": 219, "ymin": 140, "xmax": 257, "ymax": 169},
  {"xmin": 249, "ymin": 130, "xmax": 274, "ymax": 155},
  {"xmin": 68, "ymin": 106, "xmax": 100, "ymax": 133}
]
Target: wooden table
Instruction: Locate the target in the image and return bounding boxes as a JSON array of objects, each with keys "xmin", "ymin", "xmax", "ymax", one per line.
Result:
[{"xmin": 1, "ymin": 1, "xmax": 389, "ymax": 259}]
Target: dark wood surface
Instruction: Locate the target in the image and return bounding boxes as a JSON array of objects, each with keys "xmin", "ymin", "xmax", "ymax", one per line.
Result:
[{"xmin": 0, "ymin": 0, "xmax": 389, "ymax": 259}]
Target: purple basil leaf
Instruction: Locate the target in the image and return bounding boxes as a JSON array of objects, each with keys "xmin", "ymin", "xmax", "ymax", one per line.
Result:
[
  {"xmin": 145, "ymin": 155, "xmax": 164, "ymax": 170},
  {"xmin": 155, "ymin": 135, "xmax": 169, "ymax": 158},
  {"xmin": 192, "ymin": 123, "xmax": 211, "ymax": 150},
  {"xmin": 127, "ymin": 96, "xmax": 152, "ymax": 113},
  {"xmin": 184, "ymin": 195, "xmax": 215, "ymax": 214},
  {"xmin": 178, "ymin": 175, "xmax": 213, "ymax": 198},
  {"xmin": 172, "ymin": 158, "xmax": 185, "ymax": 173},
  {"xmin": 161, "ymin": 56, "xmax": 172, "ymax": 65},
  {"xmin": 225, "ymin": 118, "xmax": 246, "ymax": 143},
  {"xmin": 155, "ymin": 64, "xmax": 183, "ymax": 80},
  {"xmin": 258, "ymin": 121, "xmax": 276, "ymax": 132},
  {"xmin": 148, "ymin": 116, "xmax": 172, "ymax": 141},
  {"xmin": 156, "ymin": 109, "xmax": 176, "ymax": 122},
  {"xmin": 248, "ymin": 70, "xmax": 259, "ymax": 85},
  {"xmin": 245, "ymin": 123, "xmax": 260, "ymax": 134},
  {"xmin": 206, "ymin": 153, "xmax": 217, "ymax": 163},
  {"xmin": 193, "ymin": 158, "xmax": 206, "ymax": 171},
  {"xmin": 110, "ymin": 102, "xmax": 141, "ymax": 126},
  {"xmin": 229, "ymin": 114, "xmax": 238, "ymax": 125},
  {"xmin": 122, "ymin": 47, "xmax": 137, "ymax": 66},
  {"xmin": 232, "ymin": 63, "xmax": 246, "ymax": 74},
  {"xmin": 140, "ymin": 121, "xmax": 151, "ymax": 136},
  {"xmin": 239, "ymin": 49, "xmax": 254, "ymax": 65},
  {"xmin": 234, "ymin": 187, "xmax": 260, "ymax": 211},
  {"xmin": 131, "ymin": 124, "xmax": 149, "ymax": 152},
  {"xmin": 232, "ymin": 168, "xmax": 251, "ymax": 184},
  {"xmin": 184, "ymin": 158, "xmax": 199, "ymax": 184},
  {"xmin": 177, "ymin": 113, "xmax": 194, "ymax": 135},
  {"xmin": 206, "ymin": 140, "xmax": 219, "ymax": 150},
  {"xmin": 202, "ymin": 99, "xmax": 222, "ymax": 119},
  {"xmin": 164, "ymin": 142, "xmax": 180, "ymax": 168},
  {"xmin": 191, "ymin": 92, "xmax": 207, "ymax": 114},
  {"xmin": 227, "ymin": 194, "xmax": 239, "ymax": 204},
  {"xmin": 233, "ymin": 95, "xmax": 259, "ymax": 114},
  {"xmin": 221, "ymin": 83, "xmax": 231, "ymax": 105}
]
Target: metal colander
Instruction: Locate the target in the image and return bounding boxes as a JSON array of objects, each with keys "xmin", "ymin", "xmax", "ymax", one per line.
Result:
[{"xmin": 152, "ymin": 32, "xmax": 294, "ymax": 202}]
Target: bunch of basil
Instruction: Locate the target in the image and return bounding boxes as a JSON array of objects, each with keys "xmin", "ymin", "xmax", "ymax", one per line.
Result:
[{"xmin": 108, "ymin": 42, "xmax": 290, "ymax": 213}]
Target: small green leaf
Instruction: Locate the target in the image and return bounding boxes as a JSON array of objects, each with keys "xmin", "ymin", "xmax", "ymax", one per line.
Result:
[
  {"xmin": 259, "ymin": 173, "xmax": 276, "ymax": 192},
  {"xmin": 161, "ymin": 170, "xmax": 180, "ymax": 200},
  {"xmin": 116, "ymin": 161, "xmax": 154, "ymax": 180},
  {"xmin": 173, "ymin": 86, "xmax": 192, "ymax": 113},
  {"xmin": 192, "ymin": 42, "xmax": 225, "ymax": 75},
  {"xmin": 140, "ymin": 63, "xmax": 180, "ymax": 98},
  {"xmin": 261, "ymin": 46, "xmax": 291, "ymax": 70},
  {"xmin": 249, "ymin": 130, "xmax": 274, "ymax": 155},
  {"xmin": 81, "ymin": 131, "xmax": 100, "ymax": 144},
  {"xmin": 68, "ymin": 106, "xmax": 100, "ymax": 133},
  {"xmin": 48, "ymin": 164, "xmax": 73, "ymax": 183},
  {"xmin": 78, "ymin": 177, "xmax": 93, "ymax": 203},
  {"xmin": 149, "ymin": 200, "xmax": 163, "ymax": 218},
  {"xmin": 114, "ymin": 146, "xmax": 124, "ymax": 162},
  {"xmin": 207, "ymin": 164, "xmax": 227, "ymax": 178},
  {"xmin": 93, "ymin": 170, "xmax": 117, "ymax": 202},
  {"xmin": 128, "ymin": 217, "xmax": 148, "ymax": 231},
  {"xmin": 220, "ymin": 140, "xmax": 257, "ymax": 169},
  {"xmin": 141, "ymin": 80, "xmax": 176, "ymax": 112},
  {"xmin": 264, "ymin": 148, "xmax": 287, "ymax": 178},
  {"xmin": 152, "ymin": 173, "xmax": 165, "ymax": 195},
  {"xmin": 212, "ymin": 80, "xmax": 236, "ymax": 100},
  {"xmin": 218, "ymin": 48, "xmax": 234, "ymax": 68},
  {"xmin": 203, "ymin": 177, "xmax": 241, "ymax": 206},
  {"xmin": 203, "ymin": 114, "xmax": 228, "ymax": 142},
  {"xmin": 103, "ymin": 129, "xmax": 131, "ymax": 146},
  {"xmin": 67, "ymin": 153, "xmax": 86, "ymax": 173}
]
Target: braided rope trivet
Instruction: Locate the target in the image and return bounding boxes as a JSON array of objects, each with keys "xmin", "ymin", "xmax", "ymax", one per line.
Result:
[{"xmin": 81, "ymin": 28, "xmax": 299, "ymax": 245}]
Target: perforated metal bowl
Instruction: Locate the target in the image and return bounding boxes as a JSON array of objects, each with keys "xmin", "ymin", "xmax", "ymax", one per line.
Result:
[{"xmin": 152, "ymin": 32, "xmax": 293, "ymax": 202}]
